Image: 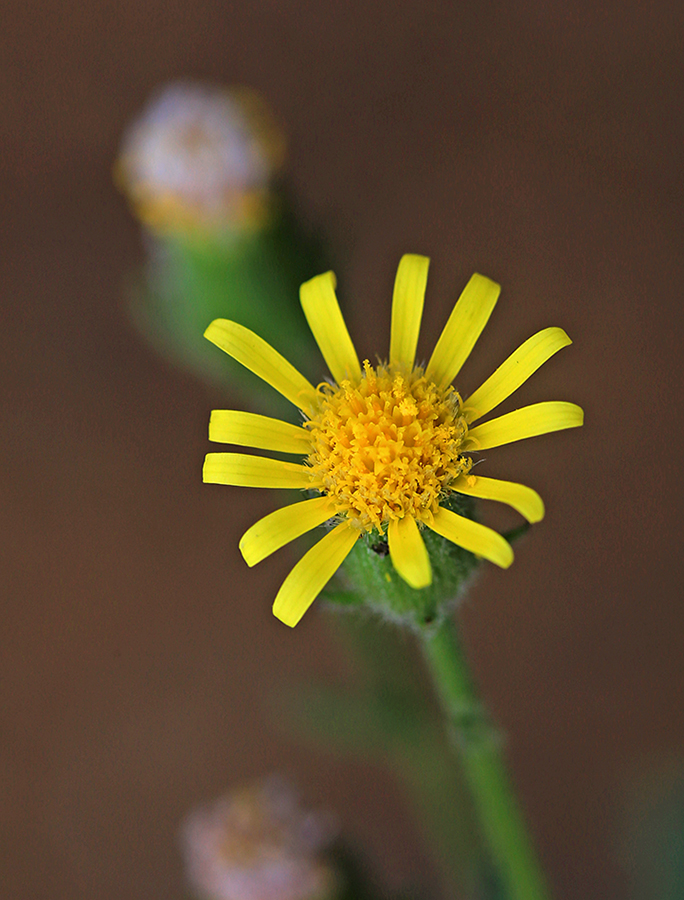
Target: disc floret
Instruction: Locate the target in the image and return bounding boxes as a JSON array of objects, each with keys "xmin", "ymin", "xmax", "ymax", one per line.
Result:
[{"xmin": 306, "ymin": 360, "xmax": 472, "ymax": 532}]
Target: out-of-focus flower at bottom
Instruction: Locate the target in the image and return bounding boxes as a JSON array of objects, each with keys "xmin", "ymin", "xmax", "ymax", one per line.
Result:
[{"xmin": 181, "ymin": 776, "xmax": 339, "ymax": 900}]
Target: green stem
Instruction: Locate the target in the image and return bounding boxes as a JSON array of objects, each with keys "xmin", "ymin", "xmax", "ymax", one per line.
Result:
[{"xmin": 420, "ymin": 617, "xmax": 551, "ymax": 900}]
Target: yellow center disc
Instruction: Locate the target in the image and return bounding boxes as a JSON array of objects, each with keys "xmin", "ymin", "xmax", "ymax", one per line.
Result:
[{"xmin": 306, "ymin": 361, "xmax": 471, "ymax": 531}]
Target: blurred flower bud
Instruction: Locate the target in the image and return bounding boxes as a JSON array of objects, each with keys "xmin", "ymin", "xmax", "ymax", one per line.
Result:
[
  {"xmin": 115, "ymin": 81, "xmax": 285, "ymax": 239},
  {"xmin": 115, "ymin": 81, "xmax": 328, "ymax": 410},
  {"xmin": 181, "ymin": 775, "xmax": 339, "ymax": 900}
]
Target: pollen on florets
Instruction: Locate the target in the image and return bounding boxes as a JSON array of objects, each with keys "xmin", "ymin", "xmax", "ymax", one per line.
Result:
[{"xmin": 305, "ymin": 360, "xmax": 471, "ymax": 531}]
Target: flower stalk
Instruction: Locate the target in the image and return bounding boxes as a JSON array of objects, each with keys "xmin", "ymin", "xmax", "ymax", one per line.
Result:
[{"xmin": 420, "ymin": 616, "xmax": 551, "ymax": 900}]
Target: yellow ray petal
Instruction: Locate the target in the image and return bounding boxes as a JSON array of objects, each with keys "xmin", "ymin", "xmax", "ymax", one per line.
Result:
[
  {"xmin": 209, "ymin": 410, "xmax": 312, "ymax": 454},
  {"xmin": 239, "ymin": 496, "xmax": 335, "ymax": 567},
  {"xmin": 389, "ymin": 254, "xmax": 430, "ymax": 370},
  {"xmin": 387, "ymin": 515, "xmax": 432, "ymax": 588},
  {"xmin": 463, "ymin": 401, "xmax": 584, "ymax": 451},
  {"xmin": 204, "ymin": 319, "xmax": 316, "ymax": 410},
  {"xmin": 452, "ymin": 475, "xmax": 545, "ymax": 523},
  {"xmin": 203, "ymin": 453, "xmax": 312, "ymax": 489},
  {"xmin": 273, "ymin": 522, "xmax": 359, "ymax": 627},
  {"xmin": 464, "ymin": 327, "xmax": 572, "ymax": 423},
  {"xmin": 430, "ymin": 507, "xmax": 513, "ymax": 568},
  {"xmin": 300, "ymin": 271, "xmax": 362, "ymax": 384},
  {"xmin": 425, "ymin": 273, "xmax": 500, "ymax": 389}
]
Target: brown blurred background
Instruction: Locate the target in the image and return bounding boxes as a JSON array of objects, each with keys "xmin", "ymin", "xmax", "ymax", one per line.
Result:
[{"xmin": 2, "ymin": 2, "xmax": 683, "ymax": 898}]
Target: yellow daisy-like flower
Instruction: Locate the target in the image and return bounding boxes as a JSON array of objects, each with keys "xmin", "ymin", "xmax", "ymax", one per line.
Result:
[{"xmin": 203, "ymin": 255, "xmax": 583, "ymax": 627}]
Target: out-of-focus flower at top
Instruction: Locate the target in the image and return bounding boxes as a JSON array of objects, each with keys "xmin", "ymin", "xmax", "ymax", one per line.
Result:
[
  {"xmin": 181, "ymin": 775, "xmax": 338, "ymax": 900},
  {"xmin": 203, "ymin": 255, "xmax": 584, "ymax": 627},
  {"xmin": 115, "ymin": 81, "xmax": 285, "ymax": 238}
]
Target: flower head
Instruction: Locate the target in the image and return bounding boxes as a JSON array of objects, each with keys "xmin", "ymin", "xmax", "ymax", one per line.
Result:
[
  {"xmin": 115, "ymin": 81, "xmax": 284, "ymax": 238},
  {"xmin": 203, "ymin": 255, "xmax": 583, "ymax": 627},
  {"xmin": 181, "ymin": 775, "xmax": 337, "ymax": 900}
]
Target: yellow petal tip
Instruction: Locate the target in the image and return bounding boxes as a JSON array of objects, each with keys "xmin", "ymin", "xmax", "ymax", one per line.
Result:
[
  {"xmin": 499, "ymin": 546, "xmax": 514, "ymax": 568},
  {"xmin": 202, "ymin": 454, "xmax": 217, "ymax": 483},
  {"xmin": 486, "ymin": 539, "xmax": 514, "ymax": 569},
  {"xmin": 203, "ymin": 318, "xmax": 229, "ymax": 342},
  {"xmin": 408, "ymin": 569, "xmax": 433, "ymax": 589},
  {"xmin": 400, "ymin": 252, "xmax": 430, "ymax": 266},
  {"xmin": 472, "ymin": 272, "xmax": 501, "ymax": 293},
  {"xmin": 272, "ymin": 602, "xmax": 300, "ymax": 628},
  {"xmin": 238, "ymin": 536, "xmax": 259, "ymax": 568},
  {"xmin": 490, "ymin": 534, "xmax": 514, "ymax": 569},
  {"xmin": 528, "ymin": 499, "xmax": 545, "ymax": 524},
  {"xmin": 300, "ymin": 269, "xmax": 337, "ymax": 294}
]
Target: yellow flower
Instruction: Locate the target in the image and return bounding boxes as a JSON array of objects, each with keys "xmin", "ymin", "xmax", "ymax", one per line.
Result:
[{"xmin": 203, "ymin": 255, "xmax": 583, "ymax": 627}]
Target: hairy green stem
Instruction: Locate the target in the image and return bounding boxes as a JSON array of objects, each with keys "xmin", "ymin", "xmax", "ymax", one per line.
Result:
[{"xmin": 420, "ymin": 617, "xmax": 551, "ymax": 900}]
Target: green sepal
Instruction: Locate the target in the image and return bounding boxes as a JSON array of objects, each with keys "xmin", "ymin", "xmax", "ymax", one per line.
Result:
[{"xmin": 322, "ymin": 493, "xmax": 480, "ymax": 632}]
